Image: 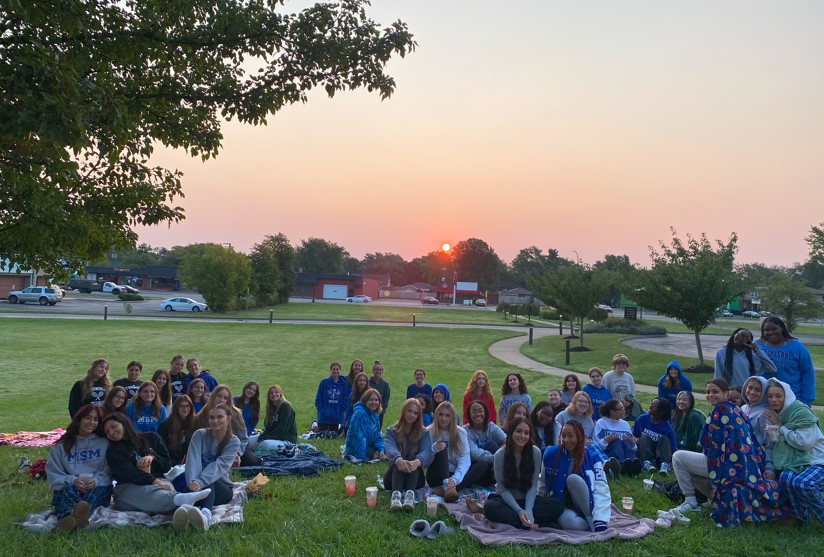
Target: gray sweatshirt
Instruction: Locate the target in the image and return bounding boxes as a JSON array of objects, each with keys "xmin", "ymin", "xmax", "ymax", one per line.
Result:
[
  {"xmin": 185, "ymin": 428, "xmax": 241, "ymax": 488},
  {"xmin": 465, "ymin": 422, "xmax": 506, "ymax": 464},
  {"xmin": 46, "ymin": 434, "xmax": 112, "ymax": 491},
  {"xmin": 493, "ymin": 445, "xmax": 542, "ymax": 522}
]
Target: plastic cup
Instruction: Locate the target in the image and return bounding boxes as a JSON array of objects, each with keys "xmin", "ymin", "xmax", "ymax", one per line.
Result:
[
  {"xmin": 79, "ymin": 473, "xmax": 93, "ymax": 482},
  {"xmin": 643, "ymin": 479, "xmax": 654, "ymax": 491},
  {"xmin": 765, "ymin": 425, "xmax": 780, "ymax": 444},
  {"xmin": 426, "ymin": 496, "xmax": 438, "ymax": 518},
  {"xmin": 366, "ymin": 486, "xmax": 378, "ymax": 507},
  {"xmin": 344, "ymin": 475, "xmax": 357, "ymax": 496},
  {"xmin": 622, "ymin": 496, "xmax": 634, "ymax": 511}
]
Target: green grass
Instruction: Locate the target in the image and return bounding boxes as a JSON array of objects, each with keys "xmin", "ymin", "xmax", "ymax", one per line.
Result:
[{"xmin": 1, "ymin": 318, "xmax": 822, "ymax": 555}]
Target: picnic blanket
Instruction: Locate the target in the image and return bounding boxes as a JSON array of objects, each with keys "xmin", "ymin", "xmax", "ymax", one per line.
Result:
[
  {"xmin": 0, "ymin": 429, "xmax": 65, "ymax": 447},
  {"xmin": 236, "ymin": 449, "xmax": 342, "ymax": 478},
  {"xmin": 445, "ymin": 501, "xmax": 655, "ymax": 546},
  {"xmin": 19, "ymin": 481, "xmax": 249, "ymax": 533}
]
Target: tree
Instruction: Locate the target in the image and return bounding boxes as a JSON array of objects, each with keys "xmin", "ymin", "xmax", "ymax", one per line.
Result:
[
  {"xmin": 411, "ymin": 251, "xmax": 454, "ymax": 287},
  {"xmin": 362, "ymin": 252, "xmax": 407, "ymax": 285},
  {"xmin": 736, "ymin": 262, "xmax": 783, "ymax": 290},
  {"xmin": 528, "ymin": 264, "xmax": 607, "ymax": 347},
  {"xmin": 593, "ymin": 254, "xmax": 633, "ymax": 307},
  {"xmin": 761, "ymin": 273, "xmax": 821, "ymax": 332},
  {"xmin": 295, "ymin": 238, "xmax": 349, "ymax": 273},
  {"xmin": 799, "ymin": 222, "xmax": 824, "ymax": 288},
  {"xmin": 451, "ymin": 238, "xmax": 504, "ymax": 292},
  {"xmin": 249, "ymin": 233, "xmax": 296, "ymax": 307},
  {"xmin": 177, "ymin": 244, "xmax": 250, "ymax": 312},
  {"xmin": 510, "ymin": 247, "xmax": 571, "ymax": 287},
  {"xmin": 1, "ymin": 1, "xmax": 415, "ymax": 276},
  {"xmin": 631, "ymin": 230, "xmax": 743, "ymax": 366}
]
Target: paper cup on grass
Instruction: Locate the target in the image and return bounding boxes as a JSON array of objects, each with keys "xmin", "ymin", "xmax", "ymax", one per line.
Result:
[
  {"xmin": 622, "ymin": 496, "xmax": 634, "ymax": 511},
  {"xmin": 643, "ymin": 479, "xmax": 654, "ymax": 491}
]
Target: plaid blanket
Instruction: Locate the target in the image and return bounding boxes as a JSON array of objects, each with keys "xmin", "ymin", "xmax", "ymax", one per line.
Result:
[{"xmin": 18, "ymin": 481, "xmax": 249, "ymax": 533}]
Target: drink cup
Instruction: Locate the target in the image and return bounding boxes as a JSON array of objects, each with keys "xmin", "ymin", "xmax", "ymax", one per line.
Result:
[
  {"xmin": 344, "ymin": 475, "xmax": 357, "ymax": 496},
  {"xmin": 765, "ymin": 425, "xmax": 780, "ymax": 444},
  {"xmin": 426, "ymin": 496, "xmax": 438, "ymax": 518},
  {"xmin": 622, "ymin": 496, "xmax": 634, "ymax": 511},
  {"xmin": 79, "ymin": 473, "xmax": 93, "ymax": 482},
  {"xmin": 366, "ymin": 486, "xmax": 378, "ymax": 507},
  {"xmin": 643, "ymin": 479, "xmax": 654, "ymax": 491}
]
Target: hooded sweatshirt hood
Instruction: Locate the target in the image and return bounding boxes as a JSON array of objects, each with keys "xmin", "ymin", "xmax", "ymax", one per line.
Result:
[
  {"xmin": 433, "ymin": 383, "xmax": 452, "ymax": 402},
  {"xmin": 767, "ymin": 378, "xmax": 797, "ymax": 415}
]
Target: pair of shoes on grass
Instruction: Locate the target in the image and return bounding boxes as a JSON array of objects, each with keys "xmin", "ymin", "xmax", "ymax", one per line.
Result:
[
  {"xmin": 390, "ymin": 490, "xmax": 416, "ymax": 512},
  {"xmin": 409, "ymin": 519, "xmax": 454, "ymax": 539},
  {"xmin": 172, "ymin": 505, "xmax": 213, "ymax": 531},
  {"xmin": 657, "ymin": 509, "xmax": 691, "ymax": 526},
  {"xmin": 55, "ymin": 501, "xmax": 90, "ymax": 533},
  {"xmin": 429, "ymin": 485, "xmax": 458, "ymax": 503}
]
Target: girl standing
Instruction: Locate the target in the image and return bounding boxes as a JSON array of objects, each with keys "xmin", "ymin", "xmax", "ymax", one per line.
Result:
[
  {"xmin": 347, "ymin": 359, "xmax": 365, "ymax": 386},
  {"xmin": 180, "ymin": 404, "xmax": 241, "ymax": 530},
  {"xmin": 250, "ymin": 385, "xmax": 297, "ymax": 446},
  {"xmin": 462, "ymin": 370, "xmax": 496, "ymax": 426},
  {"xmin": 46, "ymin": 405, "xmax": 113, "ymax": 532},
  {"xmin": 158, "ymin": 395, "xmax": 197, "ymax": 465},
  {"xmin": 368, "ymin": 360, "xmax": 391, "ymax": 428},
  {"xmin": 542, "ymin": 421, "xmax": 611, "ymax": 532},
  {"xmin": 314, "ymin": 362, "xmax": 351, "ymax": 433},
  {"xmin": 483, "ymin": 418, "xmax": 564, "ymax": 529},
  {"xmin": 756, "ymin": 317, "xmax": 816, "ymax": 406},
  {"xmin": 68, "ymin": 359, "xmax": 111, "ymax": 417},
  {"xmin": 714, "ymin": 328, "xmax": 776, "ymax": 388},
  {"xmin": 233, "ymin": 381, "xmax": 260, "ymax": 436},
  {"xmin": 406, "ymin": 368, "xmax": 433, "ymax": 400},
  {"xmin": 168, "ymin": 355, "xmax": 188, "ymax": 402},
  {"xmin": 426, "ymin": 402, "xmax": 470, "ymax": 503},
  {"xmin": 125, "ymin": 381, "xmax": 167, "ymax": 433},
  {"xmin": 498, "ymin": 373, "xmax": 532, "ymax": 426}
]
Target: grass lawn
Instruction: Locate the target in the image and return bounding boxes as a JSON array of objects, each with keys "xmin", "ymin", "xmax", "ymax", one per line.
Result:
[{"xmin": 1, "ymin": 318, "xmax": 822, "ymax": 555}]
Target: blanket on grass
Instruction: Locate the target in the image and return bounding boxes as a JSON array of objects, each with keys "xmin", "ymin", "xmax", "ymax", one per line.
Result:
[
  {"xmin": 19, "ymin": 482, "xmax": 248, "ymax": 533},
  {"xmin": 236, "ymin": 449, "xmax": 342, "ymax": 478},
  {"xmin": 445, "ymin": 501, "xmax": 655, "ymax": 546},
  {"xmin": 0, "ymin": 429, "xmax": 65, "ymax": 447}
]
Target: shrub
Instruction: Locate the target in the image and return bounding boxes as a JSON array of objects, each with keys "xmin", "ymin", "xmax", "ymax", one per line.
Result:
[
  {"xmin": 540, "ymin": 306, "xmax": 561, "ymax": 320},
  {"xmin": 496, "ymin": 302, "xmax": 511, "ymax": 314},
  {"xmin": 587, "ymin": 307, "xmax": 609, "ymax": 322},
  {"xmin": 117, "ymin": 293, "xmax": 144, "ymax": 302},
  {"xmin": 583, "ymin": 317, "xmax": 666, "ymax": 335}
]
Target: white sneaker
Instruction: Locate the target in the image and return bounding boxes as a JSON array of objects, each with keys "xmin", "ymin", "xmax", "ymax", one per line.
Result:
[
  {"xmin": 668, "ymin": 508, "xmax": 692, "ymax": 525},
  {"xmin": 390, "ymin": 490, "xmax": 402, "ymax": 512},
  {"xmin": 402, "ymin": 490, "xmax": 415, "ymax": 511},
  {"xmin": 672, "ymin": 502, "xmax": 700, "ymax": 514},
  {"xmin": 188, "ymin": 506, "xmax": 212, "ymax": 530},
  {"xmin": 172, "ymin": 505, "xmax": 190, "ymax": 531},
  {"xmin": 659, "ymin": 462, "xmax": 670, "ymax": 476},
  {"xmin": 643, "ymin": 460, "xmax": 655, "ymax": 472},
  {"xmin": 655, "ymin": 517, "xmax": 672, "ymax": 528}
]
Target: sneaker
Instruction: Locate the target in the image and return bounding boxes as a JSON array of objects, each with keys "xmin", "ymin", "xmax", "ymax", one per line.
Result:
[
  {"xmin": 668, "ymin": 508, "xmax": 692, "ymax": 525},
  {"xmin": 172, "ymin": 506, "xmax": 190, "ymax": 531},
  {"xmin": 444, "ymin": 486, "xmax": 459, "ymax": 503},
  {"xmin": 655, "ymin": 517, "xmax": 672, "ymax": 528},
  {"xmin": 672, "ymin": 502, "xmax": 701, "ymax": 514},
  {"xmin": 604, "ymin": 457, "xmax": 621, "ymax": 479},
  {"xmin": 402, "ymin": 490, "xmax": 415, "ymax": 511},
  {"xmin": 619, "ymin": 459, "xmax": 633, "ymax": 476},
  {"xmin": 187, "ymin": 506, "xmax": 212, "ymax": 531},
  {"xmin": 18, "ymin": 456, "xmax": 32, "ymax": 473},
  {"xmin": 390, "ymin": 490, "xmax": 403, "ymax": 511},
  {"xmin": 70, "ymin": 500, "xmax": 90, "ymax": 529},
  {"xmin": 659, "ymin": 462, "xmax": 670, "ymax": 476},
  {"xmin": 55, "ymin": 516, "xmax": 77, "ymax": 533},
  {"xmin": 643, "ymin": 460, "xmax": 655, "ymax": 473},
  {"xmin": 629, "ymin": 458, "xmax": 643, "ymax": 477}
]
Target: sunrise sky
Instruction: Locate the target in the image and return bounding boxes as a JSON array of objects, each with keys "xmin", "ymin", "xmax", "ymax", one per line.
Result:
[{"xmin": 137, "ymin": 0, "xmax": 824, "ymax": 268}]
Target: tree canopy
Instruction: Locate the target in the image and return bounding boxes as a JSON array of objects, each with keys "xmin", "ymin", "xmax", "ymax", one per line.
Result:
[
  {"xmin": 451, "ymin": 238, "xmax": 504, "ymax": 292},
  {"xmin": 761, "ymin": 273, "xmax": 821, "ymax": 331},
  {"xmin": 0, "ymin": 0, "xmax": 415, "ymax": 276},
  {"xmin": 177, "ymin": 243, "xmax": 250, "ymax": 312},
  {"xmin": 249, "ymin": 233, "xmax": 296, "ymax": 306},
  {"xmin": 295, "ymin": 237, "xmax": 349, "ymax": 273},
  {"xmin": 631, "ymin": 230, "xmax": 743, "ymax": 365}
]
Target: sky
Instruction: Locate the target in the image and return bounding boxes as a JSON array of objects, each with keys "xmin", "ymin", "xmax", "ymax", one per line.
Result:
[{"xmin": 137, "ymin": 0, "xmax": 824, "ymax": 268}]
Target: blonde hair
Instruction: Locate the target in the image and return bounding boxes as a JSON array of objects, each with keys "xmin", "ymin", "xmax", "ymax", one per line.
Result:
[
  {"xmin": 82, "ymin": 358, "xmax": 111, "ymax": 400},
  {"xmin": 391, "ymin": 398, "xmax": 424, "ymax": 452},
  {"xmin": 428, "ymin": 401, "xmax": 465, "ymax": 455},
  {"xmin": 565, "ymin": 391, "xmax": 593, "ymax": 418}
]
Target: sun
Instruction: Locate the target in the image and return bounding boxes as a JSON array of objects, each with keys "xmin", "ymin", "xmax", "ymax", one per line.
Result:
[{"xmin": 441, "ymin": 243, "xmax": 451, "ymax": 253}]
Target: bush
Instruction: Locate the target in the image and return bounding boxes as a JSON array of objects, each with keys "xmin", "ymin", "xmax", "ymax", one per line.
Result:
[
  {"xmin": 582, "ymin": 317, "xmax": 666, "ymax": 335},
  {"xmin": 117, "ymin": 293, "xmax": 144, "ymax": 301},
  {"xmin": 540, "ymin": 307, "xmax": 561, "ymax": 320},
  {"xmin": 496, "ymin": 302, "xmax": 511, "ymax": 314},
  {"xmin": 587, "ymin": 307, "xmax": 609, "ymax": 322}
]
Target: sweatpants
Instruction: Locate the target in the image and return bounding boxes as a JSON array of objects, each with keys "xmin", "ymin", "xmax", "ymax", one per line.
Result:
[
  {"xmin": 638, "ymin": 434, "xmax": 673, "ymax": 466},
  {"xmin": 51, "ymin": 485, "xmax": 112, "ymax": 519},
  {"xmin": 672, "ymin": 449, "xmax": 711, "ymax": 498},
  {"xmin": 113, "ymin": 483, "xmax": 178, "ymax": 513}
]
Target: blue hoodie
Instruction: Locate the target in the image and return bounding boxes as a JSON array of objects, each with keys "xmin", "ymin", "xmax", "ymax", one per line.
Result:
[
  {"xmin": 657, "ymin": 360, "xmax": 692, "ymax": 410},
  {"xmin": 344, "ymin": 401, "xmax": 385, "ymax": 460},
  {"xmin": 315, "ymin": 375, "xmax": 351, "ymax": 426},
  {"xmin": 433, "ymin": 383, "xmax": 460, "ymax": 424}
]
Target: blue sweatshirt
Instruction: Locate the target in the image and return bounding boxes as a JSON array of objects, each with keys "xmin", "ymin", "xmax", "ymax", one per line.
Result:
[
  {"xmin": 657, "ymin": 360, "xmax": 693, "ymax": 409},
  {"xmin": 632, "ymin": 412, "xmax": 677, "ymax": 450},
  {"xmin": 233, "ymin": 397, "xmax": 259, "ymax": 436},
  {"xmin": 315, "ymin": 375, "xmax": 351, "ymax": 426},
  {"xmin": 582, "ymin": 384, "xmax": 612, "ymax": 412},
  {"xmin": 182, "ymin": 371, "xmax": 218, "ymax": 395},
  {"xmin": 344, "ymin": 402, "xmax": 385, "ymax": 460},
  {"xmin": 754, "ymin": 338, "xmax": 816, "ymax": 406},
  {"xmin": 125, "ymin": 402, "xmax": 168, "ymax": 433},
  {"xmin": 406, "ymin": 383, "xmax": 433, "ymax": 400}
]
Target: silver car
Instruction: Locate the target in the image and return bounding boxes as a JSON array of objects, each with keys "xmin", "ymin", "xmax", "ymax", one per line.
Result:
[
  {"xmin": 160, "ymin": 297, "xmax": 208, "ymax": 312},
  {"xmin": 8, "ymin": 286, "xmax": 64, "ymax": 305}
]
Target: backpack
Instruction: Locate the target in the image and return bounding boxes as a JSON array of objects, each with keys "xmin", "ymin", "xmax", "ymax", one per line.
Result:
[{"xmin": 29, "ymin": 459, "xmax": 47, "ymax": 480}]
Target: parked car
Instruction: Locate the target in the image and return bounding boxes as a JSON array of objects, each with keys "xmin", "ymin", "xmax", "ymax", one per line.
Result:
[
  {"xmin": 160, "ymin": 297, "xmax": 208, "ymax": 312},
  {"xmin": 101, "ymin": 281, "xmax": 138, "ymax": 294},
  {"xmin": 596, "ymin": 304, "xmax": 614, "ymax": 314},
  {"xmin": 421, "ymin": 296, "xmax": 439, "ymax": 305},
  {"xmin": 720, "ymin": 309, "xmax": 734, "ymax": 317},
  {"xmin": 475, "ymin": 299, "xmax": 487, "ymax": 307},
  {"xmin": 742, "ymin": 310, "xmax": 761, "ymax": 318},
  {"xmin": 8, "ymin": 286, "xmax": 63, "ymax": 305},
  {"xmin": 345, "ymin": 295, "xmax": 372, "ymax": 303},
  {"xmin": 759, "ymin": 311, "xmax": 771, "ymax": 317},
  {"xmin": 67, "ymin": 279, "xmax": 101, "ymax": 293},
  {"xmin": 118, "ymin": 285, "xmax": 140, "ymax": 294}
]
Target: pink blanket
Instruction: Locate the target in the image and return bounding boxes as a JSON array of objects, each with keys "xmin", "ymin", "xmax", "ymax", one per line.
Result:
[
  {"xmin": 445, "ymin": 501, "xmax": 656, "ymax": 546},
  {"xmin": 0, "ymin": 428, "xmax": 65, "ymax": 447}
]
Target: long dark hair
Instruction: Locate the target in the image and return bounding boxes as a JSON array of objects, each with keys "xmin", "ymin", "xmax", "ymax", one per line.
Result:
[
  {"xmin": 673, "ymin": 391, "xmax": 695, "ymax": 432},
  {"xmin": 503, "ymin": 417, "xmax": 534, "ymax": 493},
  {"xmin": 103, "ymin": 411, "xmax": 148, "ymax": 453},
  {"xmin": 530, "ymin": 401, "xmax": 555, "ymax": 447},
  {"xmin": 760, "ymin": 316, "xmax": 793, "ymax": 342},
  {"xmin": 722, "ymin": 328, "xmax": 755, "ymax": 384},
  {"xmin": 168, "ymin": 395, "xmax": 196, "ymax": 458},
  {"xmin": 561, "ymin": 420, "xmax": 586, "ymax": 474},
  {"xmin": 236, "ymin": 380, "xmax": 260, "ymax": 424},
  {"xmin": 60, "ymin": 404, "xmax": 104, "ymax": 454}
]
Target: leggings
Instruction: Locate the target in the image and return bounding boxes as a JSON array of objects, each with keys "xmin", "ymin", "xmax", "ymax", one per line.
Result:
[
  {"xmin": 383, "ymin": 462, "xmax": 425, "ymax": 492},
  {"xmin": 197, "ymin": 477, "xmax": 234, "ymax": 510}
]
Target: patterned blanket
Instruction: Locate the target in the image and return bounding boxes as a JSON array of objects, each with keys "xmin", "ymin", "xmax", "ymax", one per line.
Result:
[
  {"xmin": 0, "ymin": 429, "xmax": 65, "ymax": 447},
  {"xmin": 18, "ymin": 481, "xmax": 249, "ymax": 533}
]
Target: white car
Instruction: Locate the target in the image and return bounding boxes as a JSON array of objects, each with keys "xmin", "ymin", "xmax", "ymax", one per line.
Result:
[
  {"xmin": 345, "ymin": 295, "xmax": 372, "ymax": 303},
  {"xmin": 160, "ymin": 297, "xmax": 208, "ymax": 312}
]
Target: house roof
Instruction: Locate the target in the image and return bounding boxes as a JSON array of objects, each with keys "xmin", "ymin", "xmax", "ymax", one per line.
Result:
[
  {"xmin": 500, "ymin": 287, "xmax": 532, "ymax": 295},
  {"xmin": 296, "ymin": 272, "xmax": 364, "ymax": 286}
]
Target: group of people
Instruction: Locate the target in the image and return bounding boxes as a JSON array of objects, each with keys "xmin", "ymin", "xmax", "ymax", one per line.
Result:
[{"xmin": 50, "ymin": 315, "xmax": 820, "ymax": 532}]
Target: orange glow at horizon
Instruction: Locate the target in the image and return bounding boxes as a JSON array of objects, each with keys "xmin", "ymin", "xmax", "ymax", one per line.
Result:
[{"xmin": 441, "ymin": 243, "xmax": 451, "ymax": 253}]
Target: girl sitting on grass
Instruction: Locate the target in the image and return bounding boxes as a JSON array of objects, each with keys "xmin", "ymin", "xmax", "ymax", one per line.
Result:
[
  {"xmin": 560, "ymin": 374, "xmax": 581, "ymax": 405},
  {"xmin": 151, "ymin": 369, "xmax": 173, "ymax": 413},
  {"xmin": 548, "ymin": 389, "xmax": 565, "ymax": 418},
  {"xmin": 102, "ymin": 386, "xmax": 128, "ymax": 416},
  {"xmin": 346, "ymin": 372, "xmax": 370, "ymax": 429},
  {"xmin": 462, "ymin": 370, "xmax": 496, "ymax": 426},
  {"xmin": 582, "ymin": 367, "xmax": 611, "ymax": 415},
  {"xmin": 594, "ymin": 398, "xmax": 639, "ymax": 478},
  {"xmin": 483, "ymin": 418, "xmax": 564, "ymax": 529},
  {"xmin": 187, "ymin": 378, "xmax": 208, "ymax": 413},
  {"xmin": 502, "ymin": 401, "xmax": 530, "ymax": 431},
  {"xmin": 46, "ymin": 405, "xmax": 113, "ymax": 532},
  {"xmin": 416, "ymin": 393, "xmax": 434, "ymax": 426},
  {"xmin": 125, "ymin": 380, "xmax": 167, "ymax": 433},
  {"xmin": 384, "ymin": 399, "xmax": 432, "ymax": 511},
  {"xmin": 158, "ymin": 395, "xmax": 197, "ymax": 465},
  {"xmin": 233, "ymin": 381, "xmax": 260, "ymax": 436},
  {"xmin": 344, "ymin": 388, "xmax": 386, "ymax": 461},
  {"xmin": 314, "ymin": 362, "xmax": 351, "ymax": 434},
  {"xmin": 542, "ymin": 421, "xmax": 611, "ymax": 532},
  {"xmin": 427, "ymin": 401, "xmax": 470, "ymax": 503},
  {"xmin": 464, "ymin": 400, "xmax": 506, "ymax": 488},
  {"xmin": 498, "ymin": 372, "xmax": 532, "ymax": 426},
  {"xmin": 198, "ymin": 385, "xmax": 259, "ymax": 467},
  {"xmin": 249, "ymin": 384, "xmax": 298, "ymax": 447},
  {"xmin": 347, "ymin": 359, "xmax": 365, "ymax": 387},
  {"xmin": 555, "ymin": 391, "xmax": 595, "ymax": 442},
  {"xmin": 529, "ymin": 401, "xmax": 556, "ymax": 452},
  {"xmin": 673, "ymin": 391, "xmax": 705, "ymax": 453}
]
